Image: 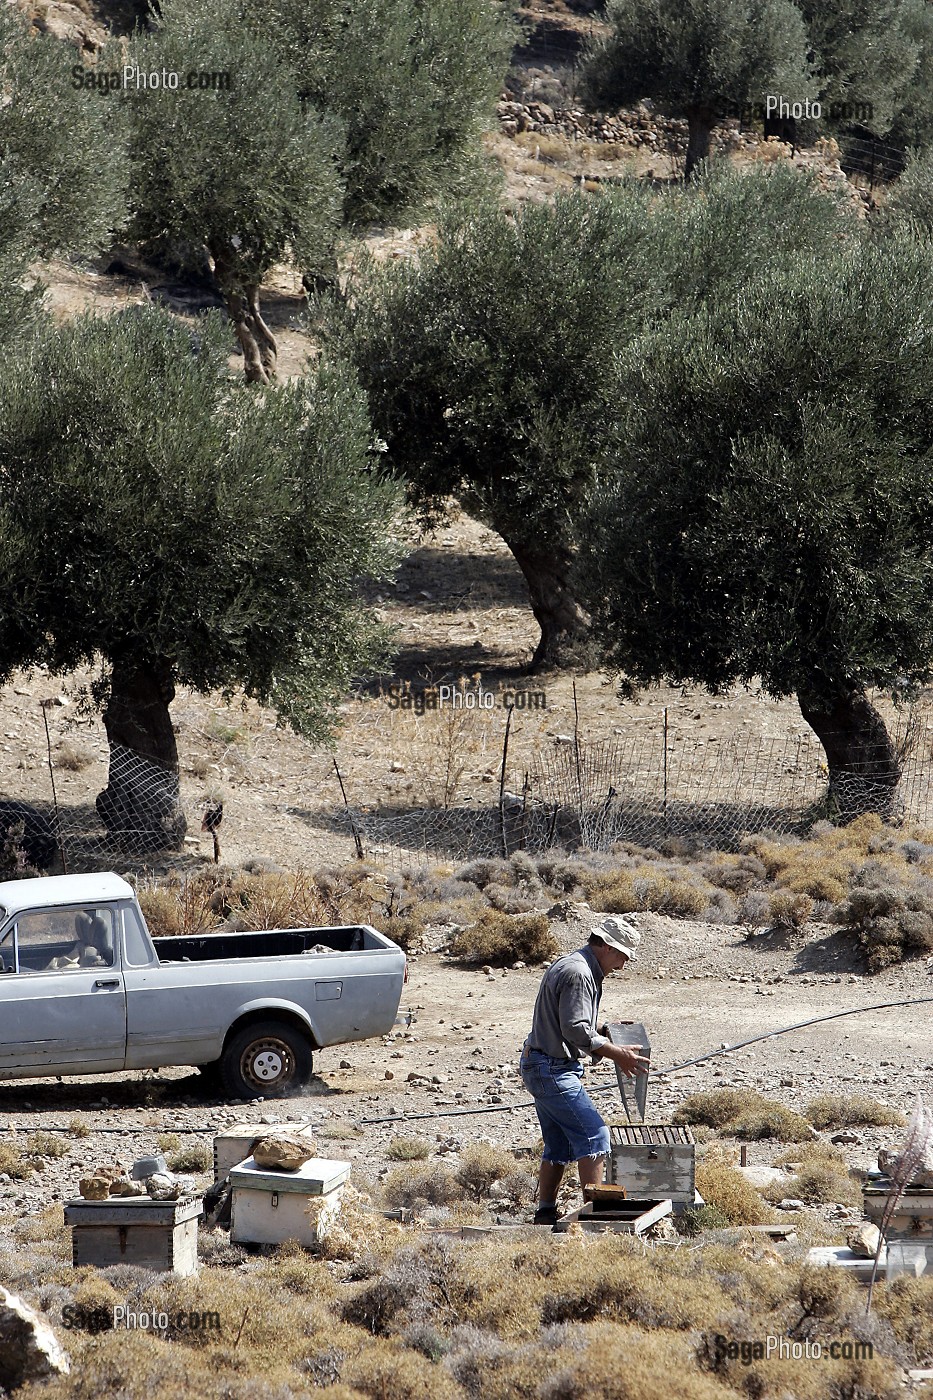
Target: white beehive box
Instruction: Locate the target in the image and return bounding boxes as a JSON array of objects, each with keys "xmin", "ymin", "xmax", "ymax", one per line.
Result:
[
  {"xmin": 606, "ymin": 1124, "xmax": 696, "ymax": 1203},
  {"xmin": 229, "ymin": 1157, "xmax": 350, "ymax": 1247},
  {"xmin": 213, "ymin": 1123, "xmax": 316, "ymax": 1182}
]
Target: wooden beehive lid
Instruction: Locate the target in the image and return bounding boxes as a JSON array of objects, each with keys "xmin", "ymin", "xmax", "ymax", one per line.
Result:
[{"xmin": 608, "ymin": 1124, "xmax": 695, "ymax": 1146}]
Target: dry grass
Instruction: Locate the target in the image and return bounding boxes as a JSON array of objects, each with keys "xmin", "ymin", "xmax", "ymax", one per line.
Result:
[
  {"xmin": 454, "ymin": 1143, "xmax": 517, "ymax": 1200},
  {"xmin": 53, "ymin": 739, "xmax": 94, "ymax": 771},
  {"xmin": 167, "ymin": 1142, "xmax": 212, "ymax": 1173},
  {"xmin": 693, "ymin": 1153, "xmax": 776, "ymax": 1226},
  {"xmin": 765, "ymin": 1143, "xmax": 863, "ymax": 1207},
  {"xmin": 805, "ymin": 1094, "xmax": 905, "ymax": 1130},
  {"xmin": 386, "ymin": 1136, "xmax": 432, "ymax": 1162},
  {"xmin": 67, "ymin": 1117, "xmax": 90, "ymax": 1139},
  {"xmin": 0, "ymin": 1141, "xmax": 35, "ymax": 1179},
  {"xmin": 25, "ymin": 1131, "xmax": 67, "ymax": 1159},
  {"xmin": 382, "ymin": 1163, "xmax": 464, "ymax": 1209},
  {"xmin": 673, "ymin": 1089, "xmax": 814, "ymax": 1142}
]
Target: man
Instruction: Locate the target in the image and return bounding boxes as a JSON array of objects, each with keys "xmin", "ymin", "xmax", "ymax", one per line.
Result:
[{"xmin": 519, "ymin": 914, "xmax": 648, "ymax": 1227}]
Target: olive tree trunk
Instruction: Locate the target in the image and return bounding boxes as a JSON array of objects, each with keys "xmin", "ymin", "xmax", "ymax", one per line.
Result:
[
  {"xmin": 209, "ymin": 243, "xmax": 277, "ymax": 384},
  {"xmin": 96, "ymin": 657, "xmax": 187, "ymax": 852},
  {"xmin": 798, "ymin": 686, "xmax": 901, "ymax": 821},
  {"xmin": 685, "ymin": 106, "xmax": 715, "ymax": 179},
  {"xmin": 505, "ymin": 537, "xmax": 590, "ymax": 671}
]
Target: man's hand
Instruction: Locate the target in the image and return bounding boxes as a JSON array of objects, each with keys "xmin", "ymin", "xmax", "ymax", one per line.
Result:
[{"xmin": 599, "ymin": 1042, "xmax": 650, "ymax": 1078}]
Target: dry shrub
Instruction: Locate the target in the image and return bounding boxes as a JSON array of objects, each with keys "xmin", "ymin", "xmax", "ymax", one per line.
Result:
[
  {"xmin": 834, "ymin": 880, "xmax": 933, "ymax": 969},
  {"xmin": 26, "ymin": 1131, "xmax": 67, "ymax": 1159},
  {"xmin": 167, "ymin": 1141, "xmax": 212, "ymax": 1173},
  {"xmin": 0, "ymin": 1141, "xmax": 34, "ymax": 1178},
  {"xmin": 693, "ymin": 1156, "xmax": 775, "ymax": 1226},
  {"xmin": 702, "ymin": 855, "xmax": 767, "ymax": 895},
  {"xmin": 711, "ymin": 1349, "xmax": 902, "ymax": 1400},
  {"xmin": 344, "ymin": 1340, "xmax": 461, "ymax": 1400},
  {"xmin": 67, "ymin": 1117, "xmax": 90, "ymax": 1139},
  {"xmin": 455, "ymin": 1144, "xmax": 517, "ymax": 1200},
  {"xmin": 542, "ymin": 1322, "xmax": 737, "ymax": 1400},
  {"xmin": 874, "ymin": 1275, "xmax": 933, "ymax": 1363},
  {"xmin": 582, "ymin": 865, "xmax": 710, "ymax": 918},
  {"xmin": 674, "ymin": 1090, "xmax": 813, "ymax": 1142},
  {"xmin": 764, "ymin": 1143, "xmax": 862, "ymax": 1207},
  {"xmin": 768, "ymin": 889, "xmax": 814, "ymax": 929},
  {"xmin": 54, "ymin": 740, "xmax": 94, "ymax": 771},
  {"xmin": 448, "ymin": 910, "xmax": 558, "ymax": 965},
  {"xmin": 632, "ymin": 873, "xmax": 707, "ymax": 918},
  {"xmin": 387, "ymin": 1136, "xmax": 432, "ymax": 1162},
  {"xmin": 805, "ymin": 1094, "xmax": 904, "ymax": 1130},
  {"xmin": 383, "ymin": 1164, "xmax": 464, "ymax": 1209}
]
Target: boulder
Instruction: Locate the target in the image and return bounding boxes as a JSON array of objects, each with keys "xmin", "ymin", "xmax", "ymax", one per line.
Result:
[
  {"xmin": 31, "ymin": 1, "xmax": 106, "ymax": 50},
  {"xmin": 846, "ymin": 1222, "xmax": 882, "ymax": 1258},
  {"xmin": 0, "ymin": 1287, "xmax": 70, "ymax": 1390},
  {"xmin": 251, "ymin": 1131, "xmax": 317, "ymax": 1172}
]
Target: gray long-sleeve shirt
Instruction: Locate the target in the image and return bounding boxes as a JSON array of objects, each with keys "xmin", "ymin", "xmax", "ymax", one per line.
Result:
[{"xmin": 527, "ymin": 946, "xmax": 608, "ymax": 1060}]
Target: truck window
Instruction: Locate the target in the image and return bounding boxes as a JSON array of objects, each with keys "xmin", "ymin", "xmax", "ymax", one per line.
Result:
[
  {"xmin": 15, "ymin": 907, "xmax": 117, "ymax": 974},
  {"xmin": 122, "ymin": 906, "xmax": 152, "ymax": 966}
]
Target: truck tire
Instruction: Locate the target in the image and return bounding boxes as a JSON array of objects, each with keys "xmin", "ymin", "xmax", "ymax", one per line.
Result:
[{"xmin": 220, "ymin": 1020, "xmax": 314, "ymax": 1099}]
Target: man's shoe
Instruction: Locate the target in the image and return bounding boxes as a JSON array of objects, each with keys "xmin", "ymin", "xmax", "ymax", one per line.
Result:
[{"xmin": 532, "ymin": 1204, "xmax": 559, "ymax": 1227}]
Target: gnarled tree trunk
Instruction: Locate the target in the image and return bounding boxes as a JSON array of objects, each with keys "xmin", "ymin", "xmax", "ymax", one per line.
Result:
[
  {"xmin": 685, "ymin": 105, "xmax": 715, "ymax": 179},
  {"xmin": 96, "ymin": 657, "xmax": 186, "ymax": 853},
  {"xmin": 504, "ymin": 537, "xmax": 590, "ymax": 672},
  {"xmin": 798, "ymin": 686, "xmax": 901, "ymax": 821},
  {"xmin": 209, "ymin": 243, "xmax": 277, "ymax": 384}
]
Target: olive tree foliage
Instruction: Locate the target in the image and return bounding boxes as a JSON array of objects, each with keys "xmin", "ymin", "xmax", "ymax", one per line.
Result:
[
  {"xmin": 798, "ymin": 0, "xmax": 926, "ymax": 139},
  {"xmin": 0, "ymin": 3, "xmax": 127, "ymax": 341},
  {"xmin": 341, "ymin": 191, "xmax": 659, "ymax": 670},
  {"xmin": 125, "ymin": 0, "xmax": 343, "ymax": 383},
  {"xmin": 255, "ymin": 0, "xmax": 514, "ymax": 227},
  {"xmin": 340, "ymin": 165, "xmax": 858, "ymax": 670},
  {"xmin": 0, "ymin": 308, "xmax": 402, "ymax": 850},
  {"xmin": 580, "ymin": 235, "xmax": 933, "ymax": 817},
  {"xmin": 578, "ymin": 0, "xmax": 815, "ymax": 176}
]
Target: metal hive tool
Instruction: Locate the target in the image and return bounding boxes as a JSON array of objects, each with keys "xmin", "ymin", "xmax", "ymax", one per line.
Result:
[{"xmin": 605, "ymin": 1021, "xmax": 651, "ymax": 1123}]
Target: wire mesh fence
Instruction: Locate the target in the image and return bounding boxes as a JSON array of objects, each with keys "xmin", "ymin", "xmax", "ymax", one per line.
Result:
[{"xmin": 2, "ymin": 693, "xmax": 932, "ymax": 877}]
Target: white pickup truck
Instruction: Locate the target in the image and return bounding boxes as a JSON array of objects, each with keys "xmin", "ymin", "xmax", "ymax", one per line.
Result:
[{"xmin": 0, "ymin": 873, "xmax": 407, "ymax": 1098}]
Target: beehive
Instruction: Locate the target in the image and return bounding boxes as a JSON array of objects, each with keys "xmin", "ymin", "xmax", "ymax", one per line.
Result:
[
  {"xmin": 606, "ymin": 1123, "xmax": 696, "ymax": 1202},
  {"xmin": 64, "ymin": 1197, "xmax": 202, "ymax": 1276}
]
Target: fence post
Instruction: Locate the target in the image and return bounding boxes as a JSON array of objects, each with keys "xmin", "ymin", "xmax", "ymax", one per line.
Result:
[
  {"xmin": 662, "ymin": 706, "xmax": 669, "ymax": 834},
  {"xmin": 333, "ymin": 757, "xmax": 364, "ymax": 861},
  {"xmin": 40, "ymin": 699, "xmax": 67, "ymax": 875},
  {"xmin": 498, "ymin": 704, "xmax": 515, "ymax": 858}
]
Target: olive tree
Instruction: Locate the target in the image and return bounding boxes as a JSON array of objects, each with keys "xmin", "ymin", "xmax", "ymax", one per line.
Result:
[
  {"xmin": 342, "ymin": 166, "xmax": 857, "ymax": 669},
  {"xmin": 0, "ymin": 3, "xmax": 127, "ymax": 340},
  {"xmin": 0, "ymin": 308, "xmax": 402, "ymax": 850},
  {"xmin": 125, "ymin": 0, "xmax": 343, "ymax": 382},
  {"xmin": 581, "ymin": 235, "xmax": 933, "ymax": 816},
  {"xmin": 798, "ymin": 0, "xmax": 924, "ymax": 138},
  {"xmin": 579, "ymin": 0, "xmax": 815, "ymax": 176}
]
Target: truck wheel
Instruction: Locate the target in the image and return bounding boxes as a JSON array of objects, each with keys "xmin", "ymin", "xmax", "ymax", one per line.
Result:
[{"xmin": 220, "ymin": 1021, "xmax": 313, "ymax": 1099}]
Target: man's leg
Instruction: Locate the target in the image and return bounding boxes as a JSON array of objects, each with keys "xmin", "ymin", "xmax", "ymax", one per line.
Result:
[
  {"xmin": 538, "ymin": 1159, "xmax": 566, "ymax": 1209},
  {"xmin": 577, "ymin": 1154, "xmax": 606, "ymax": 1189}
]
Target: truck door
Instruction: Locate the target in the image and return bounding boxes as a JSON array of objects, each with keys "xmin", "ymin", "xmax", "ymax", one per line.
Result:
[{"xmin": 0, "ymin": 905, "xmax": 126, "ymax": 1072}]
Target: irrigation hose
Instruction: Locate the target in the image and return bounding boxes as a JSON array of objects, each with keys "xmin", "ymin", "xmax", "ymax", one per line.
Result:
[
  {"xmin": 354, "ymin": 993, "xmax": 933, "ymax": 1126},
  {"xmin": 2, "ymin": 994, "xmax": 931, "ymax": 1134}
]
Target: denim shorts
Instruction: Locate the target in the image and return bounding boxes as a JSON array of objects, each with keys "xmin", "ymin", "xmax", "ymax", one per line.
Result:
[{"xmin": 519, "ymin": 1043, "xmax": 611, "ymax": 1166}]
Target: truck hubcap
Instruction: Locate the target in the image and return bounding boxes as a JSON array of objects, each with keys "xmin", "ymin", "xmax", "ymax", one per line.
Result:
[{"xmin": 242, "ymin": 1038, "xmax": 293, "ymax": 1089}]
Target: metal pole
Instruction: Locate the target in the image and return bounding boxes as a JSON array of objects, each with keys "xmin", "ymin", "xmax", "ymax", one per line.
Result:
[
  {"xmin": 662, "ymin": 706, "xmax": 669, "ymax": 832},
  {"xmin": 333, "ymin": 757, "xmax": 364, "ymax": 860},
  {"xmin": 41, "ymin": 700, "xmax": 67, "ymax": 875},
  {"xmin": 498, "ymin": 705, "xmax": 514, "ymax": 858}
]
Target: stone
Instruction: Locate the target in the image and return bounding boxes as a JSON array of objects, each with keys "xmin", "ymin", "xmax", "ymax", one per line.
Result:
[
  {"xmin": 78, "ymin": 1175, "xmax": 111, "ymax": 1201},
  {"xmin": 109, "ymin": 1178, "xmax": 145, "ymax": 1198},
  {"xmin": 846, "ymin": 1222, "xmax": 882, "ymax": 1258},
  {"xmin": 777, "ymin": 1198, "xmax": 805, "ymax": 1211},
  {"xmin": 251, "ymin": 1131, "xmax": 317, "ymax": 1172},
  {"xmin": 830, "ymin": 1131, "xmax": 862, "ymax": 1147},
  {"xmin": 145, "ymin": 1173, "xmax": 182, "ymax": 1201},
  {"xmin": 31, "ymin": 1, "xmax": 106, "ymax": 51},
  {"xmin": 0, "ymin": 1287, "xmax": 70, "ymax": 1389}
]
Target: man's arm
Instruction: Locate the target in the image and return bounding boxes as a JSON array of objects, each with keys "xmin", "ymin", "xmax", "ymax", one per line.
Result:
[{"xmin": 557, "ymin": 971, "xmax": 608, "ymax": 1056}]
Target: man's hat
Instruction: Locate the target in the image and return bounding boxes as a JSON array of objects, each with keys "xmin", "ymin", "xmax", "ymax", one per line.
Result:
[{"xmin": 590, "ymin": 915, "xmax": 640, "ymax": 960}]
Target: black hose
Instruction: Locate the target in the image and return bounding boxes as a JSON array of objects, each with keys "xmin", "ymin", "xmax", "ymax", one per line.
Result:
[{"xmin": 355, "ymin": 993, "xmax": 933, "ymax": 1126}]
